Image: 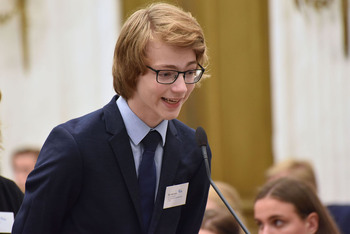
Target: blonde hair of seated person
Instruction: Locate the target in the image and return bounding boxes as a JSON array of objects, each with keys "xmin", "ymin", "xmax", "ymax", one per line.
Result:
[
  {"xmin": 206, "ymin": 181, "xmax": 245, "ymax": 227},
  {"xmin": 266, "ymin": 158, "xmax": 318, "ymax": 192},
  {"xmin": 200, "ymin": 209, "xmax": 241, "ymax": 234}
]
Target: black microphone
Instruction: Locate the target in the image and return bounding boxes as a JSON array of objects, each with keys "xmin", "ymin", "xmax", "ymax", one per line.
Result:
[{"xmin": 195, "ymin": 127, "xmax": 250, "ymax": 234}]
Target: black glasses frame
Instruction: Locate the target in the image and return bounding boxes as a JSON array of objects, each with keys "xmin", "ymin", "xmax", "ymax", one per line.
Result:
[{"xmin": 146, "ymin": 64, "xmax": 205, "ymax": 84}]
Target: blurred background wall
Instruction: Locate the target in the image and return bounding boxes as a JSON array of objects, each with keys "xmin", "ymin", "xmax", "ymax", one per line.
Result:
[
  {"xmin": 0, "ymin": 0, "xmax": 118, "ymax": 174},
  {"xmin": 270, "ymin": 0, "xmax": 350, "ymax": 204},
  {"xmin": 0, "ymin": 0, "xmax": 349, "ymax": 232}
]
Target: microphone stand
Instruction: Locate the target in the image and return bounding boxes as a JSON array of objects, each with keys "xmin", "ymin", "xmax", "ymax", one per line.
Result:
[{"xmin": 201, "ymin": 146, "xmax": 250, "ymax": 234}]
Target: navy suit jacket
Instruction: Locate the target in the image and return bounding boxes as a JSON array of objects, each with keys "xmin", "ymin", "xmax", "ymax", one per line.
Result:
[
  {"xmin": 327, "ymin": 205, "xmax": 350, "ymax": 234},
  {"xmin": 12, "ymin": 96, "xmax": 211, "ymax": 234}
]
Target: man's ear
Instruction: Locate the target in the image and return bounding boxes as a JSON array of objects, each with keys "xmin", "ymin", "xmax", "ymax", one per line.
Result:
[{"xmin": 305, "ymin": 212, "xmax": 319, "ymax": 233}]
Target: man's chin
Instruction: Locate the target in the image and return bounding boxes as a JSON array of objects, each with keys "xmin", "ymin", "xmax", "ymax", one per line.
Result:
[{"xmin": 163, "ymin": 112, "xmax": 180, "ymax": 121}]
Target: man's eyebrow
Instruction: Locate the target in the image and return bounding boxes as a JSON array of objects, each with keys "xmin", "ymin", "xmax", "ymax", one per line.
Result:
[
  {"xmin": 159, "ymin": 61, "xmax": 198, "ymax": 70},
  {"xmin": 186, "ymin": 61, "xmax": 198, "ymax": 66}
]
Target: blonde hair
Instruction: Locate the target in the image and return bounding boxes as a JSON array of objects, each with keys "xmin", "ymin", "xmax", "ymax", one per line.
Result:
[
  {"xmin": 207, "ymin": 181, "xmax": 242, "ymax": 212},
  {"xmin": 266, "ymin": 158, "xmax": 318, "ymax": 192},
  {"xmin": 201, "ymin": 209, "xmax": 241, "ymax": 234},
  {"xmin": 112, "ymin": 2, "xmax": 208, "ymax": 99},
  {"xmin": 206, "ymin": 181, "xmax": 245, "ymax": 229}
]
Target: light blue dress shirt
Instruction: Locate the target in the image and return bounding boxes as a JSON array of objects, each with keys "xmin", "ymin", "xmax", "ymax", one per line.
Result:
[{"xmin": 117, "ymin": 96, "xmax": 168, "ymax": 198}]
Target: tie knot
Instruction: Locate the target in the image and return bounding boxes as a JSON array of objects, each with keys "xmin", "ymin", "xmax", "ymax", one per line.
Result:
[{"xmin": 142, "ymin": 130, "xmax": 161, "ymax": 152}]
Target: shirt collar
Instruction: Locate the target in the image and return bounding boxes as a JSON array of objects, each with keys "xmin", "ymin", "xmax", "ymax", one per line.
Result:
[{"xmin": 117, "ymin": 96, "xmax": 168, "ymax": 146}]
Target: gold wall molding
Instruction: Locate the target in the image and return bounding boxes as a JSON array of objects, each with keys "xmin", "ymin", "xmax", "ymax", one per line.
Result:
[
  {"xmin": 342, "ymin": 0, "xmax": 349, "ymax": 56},
  {"xmin": 295, "ymin": 0, "xmax": 335, "ymax": 9},
  {"xmin": 0, "ymin": 0, "xmax": 19, "ymax": 24},
  {"xmin": 0, "ymin": 0, "xmax": 29, "ymax": 70},
  {"xmin": 294, "ymin": 0, "xmax": 349, "ymax": 57}
]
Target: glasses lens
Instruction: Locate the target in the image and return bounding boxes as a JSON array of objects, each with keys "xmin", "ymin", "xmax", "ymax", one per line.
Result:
[
  {"xmin": 157, "ymin": 70, "xmax": 178, "ymax": 84},
  {"xmin": 185, "ymin": 69, "xmax": 203, "ymax": 84}
]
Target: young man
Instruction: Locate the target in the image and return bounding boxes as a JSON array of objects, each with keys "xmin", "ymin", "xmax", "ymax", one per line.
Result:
[{"xmin": 12, "ymin": 3, "xmax": 211, "ymax": 234}]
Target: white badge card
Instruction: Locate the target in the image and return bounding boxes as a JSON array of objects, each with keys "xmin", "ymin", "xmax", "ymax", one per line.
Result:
[
  {"xmin": 163, "ymin": 182, "xmax": 189, "ymax": 209},
  {"xmin": 0, "ymin": 212, "xmax": 14, "ymax": 233}
]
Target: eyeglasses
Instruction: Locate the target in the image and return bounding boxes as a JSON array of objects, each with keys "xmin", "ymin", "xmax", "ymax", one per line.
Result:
[{"xmin": 146, "ymin": 64, "xmax": 205, "ymax": 84}]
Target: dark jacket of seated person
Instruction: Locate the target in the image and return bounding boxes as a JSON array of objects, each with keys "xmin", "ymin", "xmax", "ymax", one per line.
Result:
[
  {"xmin": 327, "ymin": 204, "xmax": 350, "ymax": 234},
  {"xmin": 0, "ymin": 175, "xmax": 24, "ymax": 216}
]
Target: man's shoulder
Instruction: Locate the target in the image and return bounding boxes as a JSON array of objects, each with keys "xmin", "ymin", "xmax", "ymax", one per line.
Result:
[
  {"xmin": 58, "ymin": 108, "xmax": 105, "ymax": 133},
  {"xmin": 57, "ymin": 96, "xmax": 119, "ymax": 134},
  {"xmin": 169, "ymin": 119, "xmax": 195, "ymax": 135},
  {"xmin": 169, "ymin": 119, "xmax": 197, "ymax": 145}
]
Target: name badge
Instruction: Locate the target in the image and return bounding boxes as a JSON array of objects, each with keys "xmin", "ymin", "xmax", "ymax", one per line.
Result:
[
  {"xmin": 0, "ymin": 212, "xmax": 14, "ymax": 233},
  {"xmin": 163, "ymin": 182, "xmax": 189, "ymax": 209}
]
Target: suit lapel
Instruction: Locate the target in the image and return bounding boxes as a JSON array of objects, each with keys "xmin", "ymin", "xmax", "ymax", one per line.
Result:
[
  {"xmin": 104, "ymin": 97, "xmax": 184, "ymax": 233},
  {"xmin": 103, "ymin": 96, "xmax": 144, "ymax": 228},
  {"xmin": 149, "ymin": 122, "xmax": 181, "ymax": 233}
]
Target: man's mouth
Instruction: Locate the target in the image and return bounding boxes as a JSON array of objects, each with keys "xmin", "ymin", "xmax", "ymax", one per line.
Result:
[{"xmin": 162, "ymin": 97, "xmax": 180, "ymax": 104}]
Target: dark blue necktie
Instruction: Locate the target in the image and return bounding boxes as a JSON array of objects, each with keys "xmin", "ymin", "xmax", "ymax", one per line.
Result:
[{"xmin": 138, "ymin": 130, "xmax": 161, "ymax": 233}]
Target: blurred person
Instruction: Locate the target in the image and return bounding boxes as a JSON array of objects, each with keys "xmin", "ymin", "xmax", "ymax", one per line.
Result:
[
  {"xmin": 206, "ymin": 181, "xmax": 243, "ymax": 213},
  {"xmin": 11, "ymin": 147, "xmax": 39, "ymax": 192},
  {"xmin": 266, "ymin": 158, "xmax": 317, "ymax": 192},
  {"xmin": 0, "ymin": 176, "xmax": 23, "ymax": 221},
  {"xmin": 266, "ymin": 158, "xmax": 350, "ymax": 233},
  {"xmin": 12, "ymin": 2, "xmax": 211, "ymax": 234},
  {"xmin": 0, "ymin": 90, "xmax": 24, "ymax": 232},
  {"xmin": 254, "ymin": 177, "xmax": 340, "ymax": 234},
  {"xmin": 200, "ymin": 209, "xmax": 241, "ymax": 234},
  {"xmin": 205, "ymin": 181, "xmax": 246, "ymax": 234},
  {"xmin": 0, "ymin": 176, "xmax": 23, "ymax": 215}
]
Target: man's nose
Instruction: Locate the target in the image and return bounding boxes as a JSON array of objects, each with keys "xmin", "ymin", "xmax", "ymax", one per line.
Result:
[{"xmin": 172, "ymin": 73, "xmax": 188, "ymax": 91}]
